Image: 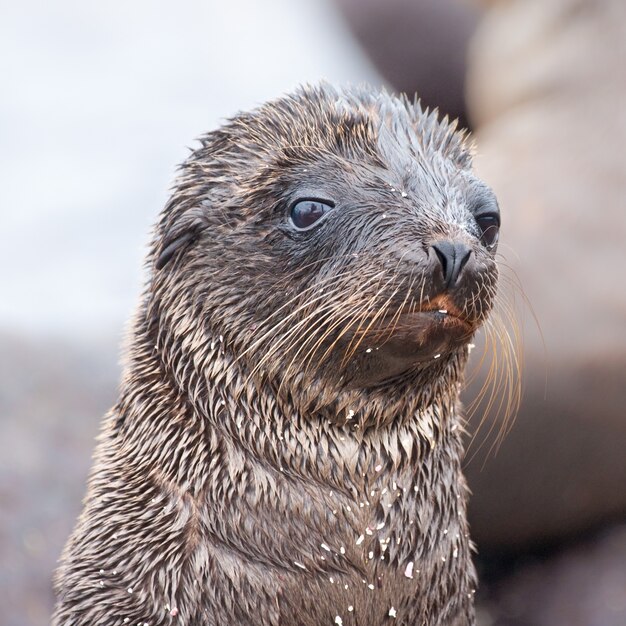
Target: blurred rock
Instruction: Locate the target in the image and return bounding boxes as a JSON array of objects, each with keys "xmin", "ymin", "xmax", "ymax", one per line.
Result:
[
  {"xmin": 464, "ymin": 0, "xmax": 626, "ymax": 549},
  {"xmin": 333, "ymin": 0, "xmax": 482, "ymax": 125},
  {"xmin": 477, "ymin": 525, "xmax": 626, "ymax": 626}
]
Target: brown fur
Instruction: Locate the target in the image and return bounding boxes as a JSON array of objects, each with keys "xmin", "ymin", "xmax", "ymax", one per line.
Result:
[{"xmin": 52, "ymin": 84, "xmax": 500, "ymax": 625}]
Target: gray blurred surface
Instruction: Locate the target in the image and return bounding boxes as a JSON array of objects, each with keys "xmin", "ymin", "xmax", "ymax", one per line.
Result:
[{"xmin": 0, "ymin": 0, "xmax": 379, "ymax": 337}]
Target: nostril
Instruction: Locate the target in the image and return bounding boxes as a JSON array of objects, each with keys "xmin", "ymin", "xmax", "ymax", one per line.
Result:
[
  {"xmin": 433, "ymin": 244, "xmax": 450, "ymax": 282},
  {"xmin": 431, "ymin": 240, "xmax": 472, "ymax": 288}
]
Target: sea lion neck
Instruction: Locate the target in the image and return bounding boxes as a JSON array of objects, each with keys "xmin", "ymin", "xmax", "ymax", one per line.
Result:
[
  {"xmin": 110, "ymin": 324, "xmax": 475, "ymax": 623},
  {"xmin": 117, "ymin": 322, "xmax": 467, "ymax": 494}
]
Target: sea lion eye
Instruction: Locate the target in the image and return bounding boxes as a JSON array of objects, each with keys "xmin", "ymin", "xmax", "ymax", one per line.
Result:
[
  {"xmin": 474, "ymin": 213, "xmax": 500, "ymax": 249},
  {"xmin": 290, "ymin": 199, "xmax": 334, "ymax": 230}
]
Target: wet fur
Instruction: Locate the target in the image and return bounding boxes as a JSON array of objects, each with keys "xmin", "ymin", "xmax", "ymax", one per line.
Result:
[{"xmin": 53, "ymin": 84, "xmax": 499, "ymax": 625}]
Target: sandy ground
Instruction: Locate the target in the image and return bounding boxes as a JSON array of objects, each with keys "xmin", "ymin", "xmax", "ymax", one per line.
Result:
[{"xmin": 0, "ymin": 333, "xmax": 118, "ymax": 626}]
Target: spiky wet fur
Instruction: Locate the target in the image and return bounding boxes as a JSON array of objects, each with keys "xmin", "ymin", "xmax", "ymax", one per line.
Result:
[{"xmin": 52, "ymin": 84, "xmax": 500, "ymax": 625}]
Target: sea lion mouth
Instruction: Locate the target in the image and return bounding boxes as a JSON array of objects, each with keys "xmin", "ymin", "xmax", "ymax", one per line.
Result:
[
  {"xmin": 343, "ymin": 304, "xmax": 477, "ymax": 369},
  {"xmin": 368, "ymin": 309, "xmax": 475, "ymax": 359},
  {"xmin": 397, "ymin": 308, "xmax": 475, "ymax": 337},
  {"xmin": 336, "ymin": 307, "xmax": 478, "ymax": 388}
]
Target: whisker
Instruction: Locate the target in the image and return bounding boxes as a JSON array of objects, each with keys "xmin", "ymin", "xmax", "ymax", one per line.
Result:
[
  {"xmin": 464, "ymin": 274, "xmax": 524, "ymax": 464},
  {"xmin": 275, "ymin": 272, "xmax": 392, "ymax": 398},
  {"xmin": 296, "ymin": 269, "xmax": 392, "ymax": 374}
]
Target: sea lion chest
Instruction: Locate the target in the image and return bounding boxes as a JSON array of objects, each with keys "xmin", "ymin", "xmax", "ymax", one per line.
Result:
[{"xmin": 191, "ymin": 419, "xmax": 473, "ymax": 625}]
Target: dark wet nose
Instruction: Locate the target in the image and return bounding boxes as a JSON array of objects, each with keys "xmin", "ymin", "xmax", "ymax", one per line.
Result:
[{"xmin": 431, "ymin": 240, "xmax": 472, "ymax": 289}]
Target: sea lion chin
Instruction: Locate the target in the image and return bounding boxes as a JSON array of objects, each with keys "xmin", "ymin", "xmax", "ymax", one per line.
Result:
[
  {"xmin": 53, "ymin": 83, "xmax": 501, "ymax": 626},
  {"xmin": 337, "ymin": 309, "xmax": 476, "ymax": 388}
]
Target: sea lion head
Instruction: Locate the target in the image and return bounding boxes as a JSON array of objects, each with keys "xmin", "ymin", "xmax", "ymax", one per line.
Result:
[{"xmin": 148, "ymin": 84, "xmax": 499, "ymax": 423}]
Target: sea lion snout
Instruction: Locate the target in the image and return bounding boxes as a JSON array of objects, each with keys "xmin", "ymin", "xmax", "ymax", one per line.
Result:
[{"xmin": 430, "ymin": 239, "xmax": 472, "ymax": 289}]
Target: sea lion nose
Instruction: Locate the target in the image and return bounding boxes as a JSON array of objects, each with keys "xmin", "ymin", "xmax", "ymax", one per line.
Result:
[{"xmin": 430, "ymin": 240, "xmax": 472, "ymax": 289}]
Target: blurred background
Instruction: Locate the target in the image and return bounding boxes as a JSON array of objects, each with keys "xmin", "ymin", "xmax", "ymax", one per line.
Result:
[{"xmin": 1, "ymin": 0, "xmax": 624, "ymax": 624}]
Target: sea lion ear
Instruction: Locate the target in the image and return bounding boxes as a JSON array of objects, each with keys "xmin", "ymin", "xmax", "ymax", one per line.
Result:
[
  {"xmin": 155, "ymin": 231, "xmax": 197, "ymax": 270},
  {"xmin": 155, "ymin": 206, "xmax": 205, "ymax": 270}
]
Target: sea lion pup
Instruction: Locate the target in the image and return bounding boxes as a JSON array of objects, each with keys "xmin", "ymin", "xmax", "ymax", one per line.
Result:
[{"xmin": 53, "ymin": 84, "xmax": 501, "ymax": 626}]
